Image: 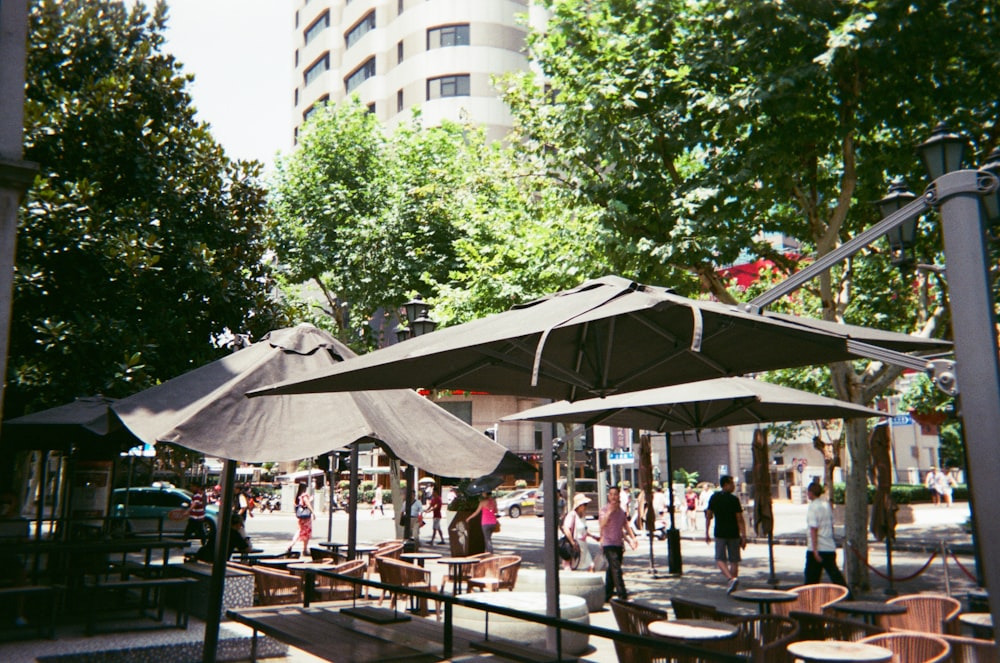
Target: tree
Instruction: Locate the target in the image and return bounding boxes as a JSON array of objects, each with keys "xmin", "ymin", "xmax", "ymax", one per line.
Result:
[
  {"xmin": 9, "ymin": 0, "xmax": 283, "ymax": 418},
  {"xmin": 269, "ymin": 99, "xmax": 611, "ymax": 345},
  {"xmin": 506, "ymin": 0, "xmax": 999, "ymax": 591}
]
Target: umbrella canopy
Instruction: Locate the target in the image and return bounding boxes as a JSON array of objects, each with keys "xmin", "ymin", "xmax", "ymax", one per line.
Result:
[
  {"xmin": 1, "ymin": 395, "xmax": 141, "ymax": 458},
  {"xmin": 112, "ymin": 324, "xmax": 508, "ymax": 477},
  {"xmin": 250, "ymin": 275, "xmax": 948, "ymax": 402},
  {"xmin": 500, "ymin": 377, "xmax": 887, "ymax": 431},
  {"xmin": 464, "ymin": 474, "xmax": 504, "ymax": 496}
]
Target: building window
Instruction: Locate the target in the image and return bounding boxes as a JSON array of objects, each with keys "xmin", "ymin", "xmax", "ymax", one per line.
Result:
[
  {"xmin": 303, "ymin": 94, "xmax": 329, "ymax": 123},
  {"xmin": 345, "ymin": 11, "xmax": 376, "ymax": 49},
  {"xmin": 427, "ymin": 24, "xmax": 470, "ymax": 50},
  {"xmin": 367, "ymin": 103, "xmax": 375, "ymax": 114},
  {"xmin": 398, "ymin": 0, "xmax": 404, "ymax": 14},
  {"xmin": 304, "ymin": 52, "xmax": 330, "ymax": 87},
  {"xmin": 304, "ymin": 10, "xmax": 329, "ymax": 46},
  {"xmin": 345, "ymin": 57, "xmax": 376, "ymax": 93},
  {"xmin": 427, "ymin": 74, "xmax": 470, "ymax": 100},
  {"xmin": 397, "ymin": 89, "xmax": 403, "ymax": 112},
  {"xmin": 294, "ymin": 88, "xmax": 299, "ymax": 106},
  {"xmin": 397, "ymin": 40, "xmax": 403, "ymax": 64}
]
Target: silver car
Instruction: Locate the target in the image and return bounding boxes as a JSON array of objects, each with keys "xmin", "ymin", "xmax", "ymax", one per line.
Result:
[{"xmin": 495, "ymin": 488, "xmax": 539, "ymax": 518}]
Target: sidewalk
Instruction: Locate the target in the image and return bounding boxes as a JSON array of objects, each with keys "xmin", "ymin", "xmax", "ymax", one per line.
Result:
[{"xmin": 4, "ymin": 501, "xmax": 977, "ymax": 663}]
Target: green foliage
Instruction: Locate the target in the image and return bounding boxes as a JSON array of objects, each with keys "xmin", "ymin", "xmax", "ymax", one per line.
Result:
[
  {"xmin": 672, "ymin": 468, "xmax": 699, "ymax": 488},
  {"xmin": 10, "ymin": 0, "xmax": 283, "ymax": 416},
  {"xmin": 831, "ymin": 482, "xmax": 968, "ymax": 505},
  {"xmin": 514, "ymin": 479, "xmax": 527, "ymax": 489}
]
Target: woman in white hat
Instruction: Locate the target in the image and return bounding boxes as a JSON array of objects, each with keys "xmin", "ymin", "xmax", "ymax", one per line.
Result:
[{"xmin": 561, "ymin": 493, "xmax": 594, "ymax": 571}]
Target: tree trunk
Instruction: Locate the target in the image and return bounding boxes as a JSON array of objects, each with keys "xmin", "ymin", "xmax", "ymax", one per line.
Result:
[{"xmin": 844, "ymin": 416, "xmax": 871, "ymax": 593}]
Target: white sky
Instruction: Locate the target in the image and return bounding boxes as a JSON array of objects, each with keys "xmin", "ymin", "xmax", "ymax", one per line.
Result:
[{"xmin": 156, "ymin": 0, "xmax": 293, "ymax": 170}]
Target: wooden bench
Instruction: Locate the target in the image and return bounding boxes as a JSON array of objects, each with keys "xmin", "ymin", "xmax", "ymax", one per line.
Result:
[
  {"xmin": 471, "ymin": 638, "xmax": 578, "ymax": 663},
  {"xmin": 227, "ymin": 605, "xmax": 441, "ymax": 663},
  {"xmin": 0, "ymin": 584, "xmax": 61, "ymax": 640},
  {"xmin": 83, "ymin": 576, "xmax": 197, "ymax": 634}
]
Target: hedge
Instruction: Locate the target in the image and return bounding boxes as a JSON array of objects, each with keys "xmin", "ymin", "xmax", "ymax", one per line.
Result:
[{"xmin": 830, "ymin": 482, "xmax": 968, "ymax": 505}]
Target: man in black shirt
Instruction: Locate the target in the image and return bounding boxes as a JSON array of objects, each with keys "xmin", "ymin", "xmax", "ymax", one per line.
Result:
[{"xmin": 705, "ymin": 475, "xmax": 747, "ymax": 594}]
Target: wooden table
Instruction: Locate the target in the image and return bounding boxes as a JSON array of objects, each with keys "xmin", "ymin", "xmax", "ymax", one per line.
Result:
[
  {"xmin": 831, "ymin": 600, "xmax": 906, "ymax": 626},
  {"xmin": 436, "ymin": 557, "xmax": 481, "ymax": 595},
  {"xmin": 730, "ymin": 588, "xmax": 798, "ymax": 615},
  {"xmin": 317, "ymin": 541, "xmax": 348, "ymax": 560},
  {"xmin": 649, "ymin": 618, "xmax": 738, "ymax": 641},
  {"xmin": 786, "ymin": 640, "xmax": 893, "ymax": 663},
  {"xmin": 256, "ymin": 557, "xmax": 299, "ymax": 570},
  {"xmin": 287, "ymin": 562, "xmax": 334, "ymax": 608},
  {"xmin": 959, "ymin": 612, "xmax": 994, "ymax": 639},
  {"xmin": 401, "ymin": 552, "xmax": 441, "ymax": 568}
]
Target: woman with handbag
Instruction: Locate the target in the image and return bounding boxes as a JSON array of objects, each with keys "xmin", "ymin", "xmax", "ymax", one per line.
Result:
[
  {"xmin": 287, "ymin": 483, "xmax": 313, "ymax": 555},
  {"xmin": 466, "ymin": 491, "xmax": 499, "ymax": 553}
]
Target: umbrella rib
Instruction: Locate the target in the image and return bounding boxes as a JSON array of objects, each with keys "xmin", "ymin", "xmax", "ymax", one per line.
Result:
[{"xmin": 450, "ymin": 340, "xmax": 598, "ymax": 394}]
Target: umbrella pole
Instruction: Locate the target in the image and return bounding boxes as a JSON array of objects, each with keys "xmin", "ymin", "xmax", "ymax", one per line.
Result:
[
  {"xmin": 203, "ymin": 458, "xmax": 236, "ymax": 663},
  {"xmin": 327, "ymin": 460, "xmax": 334, "ymax": 542},
  {"xmin": 665, "ymin": 433, "xmax": 682, "ymax": 575},
  {"xmin": 884, "ymin": 533, "xmax": 897, "ymax": 596},
  {"xmin": 767, "ymin": 532, "xmax": 778, "ymax": 587},
  {"xmin": 347, "ymin": 444, "xmax": 359, "ymax": 560}
]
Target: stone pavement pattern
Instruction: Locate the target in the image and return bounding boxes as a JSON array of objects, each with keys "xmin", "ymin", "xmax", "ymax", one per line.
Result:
[{"xmin": 2, "ymin": 501, "xmax": 977, "ymax": 662}]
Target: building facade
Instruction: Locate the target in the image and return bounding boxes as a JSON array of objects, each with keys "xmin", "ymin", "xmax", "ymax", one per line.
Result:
[{"xmin": 291, "ymin": 0, "xmax": 536, "ymax": 145}]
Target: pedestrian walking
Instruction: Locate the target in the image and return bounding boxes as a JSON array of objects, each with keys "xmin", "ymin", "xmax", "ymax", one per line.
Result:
[
  {"xmin": 599, "ymin": 486, "xmax": 637, "ymax": 602},
  {"xmin": 371, "ymin": 485, "xmax": 384, "ymax": 517},
  {"xmin": 426, "ymin": 488, "xmax": 445, "ymax": 544},
  {"xmin": 925, "ymin": 467, "xmax": 943, "ymax": 506},
  {"xmin": 466, "ymin": 491, "xmax": 498, "ymax": 553},
  {"xmin": 183, "ymin": 481, "xmax": 209, "ymax": 545},
  {"xmin": 804, "ymin": 481, "xmax": 848, "ymax": 587},
  {"xmin": 287, "ymin": 483, "xmax": 313, "ymax": 556},
  {"xmin": 685, "ymin": 487, "xmax": 698, "ymax": 531},
  {"xmin": 562, "ymin": 494, "xmax": 594, "ymax": 571},
  {"xmin": 705, "ymin": 475, "xmax": 747, "ymax": 594},
  {"xmin": 934, "ymin": 468, "xmax": 958, "ymax": 508}
]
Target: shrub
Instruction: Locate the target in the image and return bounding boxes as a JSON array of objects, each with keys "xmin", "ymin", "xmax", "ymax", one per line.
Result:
[{"xmin": 830, "ymin": 482, "xmax": 968, "ymax": 505}]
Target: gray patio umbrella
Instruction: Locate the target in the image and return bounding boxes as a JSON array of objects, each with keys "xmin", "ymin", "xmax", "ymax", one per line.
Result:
[
  {"xmin": 248, "ymin": 275, "xmax": 942, "ymax": 640},
  {"xmin": 249, "ymin": 275, "xmax": 948, "ymax": 402},
  {"xmin": 111, "ymin": 323, "xmax": 512, "ymax": 663},
  {"xmin": 1, "ymin": 395, "xmax": 133, "ymax": 452},
  {"xmin": 503, "ymin": 376, "xmax": 887, "ymax": 574}
]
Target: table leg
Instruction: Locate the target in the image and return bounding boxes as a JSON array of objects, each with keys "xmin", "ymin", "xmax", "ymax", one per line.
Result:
[{"xmin": 303, "ymin": 572, "xmax": 314, "ymax": 608}]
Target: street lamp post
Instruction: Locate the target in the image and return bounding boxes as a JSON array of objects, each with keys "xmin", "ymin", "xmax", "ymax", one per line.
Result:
[
  {"xmin": 396, "ymin": 297, "xmax": 437, "ymax": 547},
  {"xmin": 748, "ymin": 124, "xmax": 1000, "ymax": 639}
]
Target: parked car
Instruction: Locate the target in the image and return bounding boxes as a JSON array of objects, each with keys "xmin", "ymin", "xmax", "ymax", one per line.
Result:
[
  {"xmin": 534, "ymin": 478, "xmax": 601, "ymax": 519},
  {"xmin": 495, "ymin": 488, "xmax": 540, "ymax": 518},
  {"xmin": 110, "ymin": 484, "xmax": 219, "ymax": 537}
]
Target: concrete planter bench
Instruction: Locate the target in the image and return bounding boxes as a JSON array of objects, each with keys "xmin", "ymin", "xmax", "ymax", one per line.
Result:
[
  {"xmin": 515, "ymin": 568, "xmax": 605, "ymax": 612},
  {"xmin": 168, "ymin": 561, "xmax": 254, "ymax": 619},
  {"xmin": 453, "ymin": 591, "xmax": 590, "ymax": 655}
]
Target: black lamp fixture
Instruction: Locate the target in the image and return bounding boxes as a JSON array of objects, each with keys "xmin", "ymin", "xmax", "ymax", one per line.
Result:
[
  {"xmin": 917, "ymin": 122, "xmax": 968, "ymax": 181},
  {"xmin": 876, "ymin": 179, "xmax": 918, "ymax": 269},
  {"xmin": 395, "ymin": 295, "xmax": 437, "ymax": 342}
]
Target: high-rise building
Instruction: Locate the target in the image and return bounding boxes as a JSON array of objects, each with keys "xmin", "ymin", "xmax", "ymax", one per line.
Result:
[{"xmin": 291, "ymin": 0, "xmax": 536, "ymax": 144}]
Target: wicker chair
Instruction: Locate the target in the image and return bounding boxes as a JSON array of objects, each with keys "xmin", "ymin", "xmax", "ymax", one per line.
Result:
[
  {"xmin": 438, "ymin": 552, "xmax": 495, "ymax": 593},
  {"xmin": 729, "ymin": 614, "xmax": 799, "ymax": 663},
  {"xmin": 771, "ymin": 583, "xmax": 849, "ymax": 617},
  {"xmin": 670, "ymin": 597, "xmax": 722, "ymax": 621},
  {"xmin": 789, "ymin": 610, "xmax": 884, "ymax": 642},
  {"xmin": 314, "ymin": 559, "xmax": 366, "ymax": 601},
  {"xmin": 859, "ymin": 632, "xmax": 952, "ymax": 663},
  {"xmin": 376, "ymin": 556, "xmax": 437, "ymax": 617},
  {"xmin": 467, "ymin": 555, "xmax": 521, "ymax": 592},
  {"xmin": 883, "ymin": 593, "xmax": 962, "ymax": 634},
  {"xmin": 365, "ymin": 540, "xmax": 404, "ymax": 581},
  {"xmin": 309, "ymin": 547, "xmax": 338, "ymax": 563},
  {"xmin": 609, "ymin": 598, "xmax": 670, "ymax": 663},
  {"xmin": 253, "ymin": 566, "xmax": 304, "ymax": 606},
  {"xmin": 940, "ymin": 634, "xmax": 1000, "ymax": 663}
]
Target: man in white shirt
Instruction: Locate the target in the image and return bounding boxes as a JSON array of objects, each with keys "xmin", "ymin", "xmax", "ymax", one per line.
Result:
[{"xmin": 804, "ymin": 482, "xmax": 847, "ymax": 586}]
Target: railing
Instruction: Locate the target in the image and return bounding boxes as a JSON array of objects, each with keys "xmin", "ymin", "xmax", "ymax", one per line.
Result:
[{"xmin": 316, "ymin": 570, "xmax": 749, "ymax": 662}]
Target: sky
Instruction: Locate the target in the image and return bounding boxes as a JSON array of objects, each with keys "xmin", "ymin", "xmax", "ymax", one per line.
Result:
[{"xmin": 154, "ymin": 0, "xmax": 292, "ymax": 170}]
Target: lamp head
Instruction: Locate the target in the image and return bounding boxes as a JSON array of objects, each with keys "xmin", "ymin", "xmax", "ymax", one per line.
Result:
[
  {"xmin": 402, "ymin": 295, "xmax": 430, "ymax": 325},
  {"xmin": 876, "ymin": 179, "xmax": 918, "ymax": 269},
  {"xmin": 917, "ymin": 122, "xmax": 968, "ymax": 180}
]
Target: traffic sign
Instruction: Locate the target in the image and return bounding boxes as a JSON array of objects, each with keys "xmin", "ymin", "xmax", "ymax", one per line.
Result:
[{"xmin": 609, "ymin": 451, "xmax": 634, "ymax": 465}]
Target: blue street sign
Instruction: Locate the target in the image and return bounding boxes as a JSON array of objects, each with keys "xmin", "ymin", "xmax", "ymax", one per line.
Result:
[{"xmin": 891, "ymin": 414, "xmax": 912, "ymax": 426}]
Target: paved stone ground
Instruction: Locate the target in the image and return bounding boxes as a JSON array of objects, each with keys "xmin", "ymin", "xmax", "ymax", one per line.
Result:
[{"xmin": 6, "ymin": 501, "xmax": 977, "ymax": 663}]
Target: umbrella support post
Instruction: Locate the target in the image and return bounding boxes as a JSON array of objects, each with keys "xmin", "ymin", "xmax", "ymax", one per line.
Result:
[
  {"xmin": 767, "ymin": 532, "xmax": 778, "ymax": 587},
  {"xmin": 884, "ymin": 537, "xmax": 897, "ymax": 596},
  {"xmin": 666, "ymin": 528, "xmax": 682, "ymax": 575}
]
